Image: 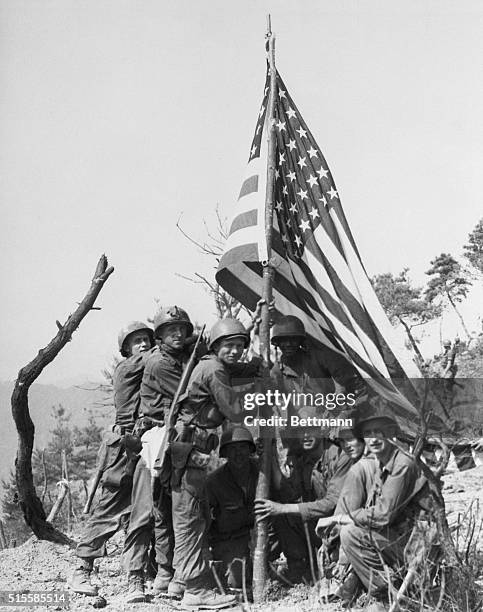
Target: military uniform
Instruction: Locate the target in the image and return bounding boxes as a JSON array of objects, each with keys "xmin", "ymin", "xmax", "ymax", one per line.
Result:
[
  {"xmin": 76, "ymin": 352, "xmax": 146, "ymax": 561},
  {"xmin": 272, "ymin": 443, "xmax": 352, "ymax": 572},
  {"xmin": 206, "ymin": 458, "xmax": 258, "ymax": 589},
  {"xmin": 339, "ymin": 449, "xmax": 428, "ymax": 593},
  {"xmin": 122, "ymin": 344, "xmax": 187, "ymax": 581},
  {"xmin": 171, "ymin": 352, "xmax": 258, "ymax": 596}
]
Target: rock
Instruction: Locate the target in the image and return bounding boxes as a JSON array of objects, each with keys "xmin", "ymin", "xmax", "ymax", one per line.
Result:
[{"xmin": 91, "ymin": 595, "xmax": 107, "ymax": 608}]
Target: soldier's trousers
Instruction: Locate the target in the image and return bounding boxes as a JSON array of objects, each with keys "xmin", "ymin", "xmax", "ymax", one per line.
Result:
[
  {"xmin": 171, "ymin": 465, "xmax": 212, "ymax": 592},
  {"xmin": 211, "ymin": 535, "xmax": 251, "ymax": 589},
  {"xmin": 76, "ymin": 462, "xmax": 131, "ymax": 560},
  {"xmin": 122, "ymin": 457, "xmax": 174, "ymax": 578},
  {"xmin": 272, "ymin": 514, "xmax": 319, "ymax": 565},
  {"xmin": 340, "ymin": 523, "xmax": 409, "ymax": 593}
]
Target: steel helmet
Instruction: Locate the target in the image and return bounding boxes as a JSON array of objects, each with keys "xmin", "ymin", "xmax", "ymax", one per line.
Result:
[
  {"xmin": 153, "ymin": 306, "xmax": 193, "ymax": 338},
  {"xmin": 219, "ymin": 426, "xmax": 256, "ymax": 457},
  {"xmin": 208, "ymin": 318, "xmax": 249, "ymax": 351},
  {"xmin": 118, "ymin": 321, "xmax": 154, "ymax": 357},
  {"xmin": 271, "ymin": 315, "xmax": 306, "ymax": 345}
]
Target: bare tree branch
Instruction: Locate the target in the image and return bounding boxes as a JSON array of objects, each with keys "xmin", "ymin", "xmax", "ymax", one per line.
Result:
[{"xmin": 11, "ymin": 254, "xmax": 114, "ymax": 545}]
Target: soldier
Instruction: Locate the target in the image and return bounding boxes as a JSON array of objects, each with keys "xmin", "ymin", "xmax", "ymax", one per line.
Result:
[
  {"xmin": 270, "ymin": 316, "xmax": 365, "ymax": 452},
  {"xmin": 170, "ymin": 318, "xmax": 260, "ymax": 610},
  {"xmin": 206, "ymin": 426, "xmax": 258, "ymax": 593},
  {"xmin": 70, "ymin": 321, "xmax": 154, "ymax": 596},
  {"xmin": 122, "ymin": 306, "xmax": 196, "ymax": 604},
  {"xmin": 316, "ymin": 414, "xmax": 429, "ymax": 608},
  {"xmin": 254, "ymin": 408, "xmax": 363, "ymax": 583}
]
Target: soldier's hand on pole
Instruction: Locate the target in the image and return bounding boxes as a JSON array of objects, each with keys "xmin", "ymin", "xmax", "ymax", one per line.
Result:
[{"xmin": 254, "ymin": 498, "xmax": 285, "ymax": 519}]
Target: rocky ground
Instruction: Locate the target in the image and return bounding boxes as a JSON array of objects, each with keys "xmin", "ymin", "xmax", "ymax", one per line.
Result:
[{"xmin": 0, "ymin": 466, "xmax": 482, "ymax": 612}]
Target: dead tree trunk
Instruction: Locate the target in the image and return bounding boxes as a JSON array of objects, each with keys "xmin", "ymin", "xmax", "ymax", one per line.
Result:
[{"xmin": 11, "ymin": 255, "xmax": 114, "ymax": 545}]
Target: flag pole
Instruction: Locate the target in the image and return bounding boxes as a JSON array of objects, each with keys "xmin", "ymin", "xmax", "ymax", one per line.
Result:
[{"xmin": 252, "ymin": 14, "xmax": 277, "ymax": 603}]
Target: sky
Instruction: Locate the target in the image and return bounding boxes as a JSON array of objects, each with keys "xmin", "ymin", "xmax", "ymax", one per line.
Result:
[{"xmin": 1, "ymin": 1, "xmax": 482, "ymax": 385}]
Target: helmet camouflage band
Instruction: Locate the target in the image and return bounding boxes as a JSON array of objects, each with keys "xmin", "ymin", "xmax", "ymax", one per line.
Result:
[
  {"xmin": 271, "ymin": 315, "xmax": 306, "ymax": 344},
  {"xmin": 153, "ymin": 306, "xmax": 194, "ymax": 338},
  {"xmin": 118, "ymin": 321, "xmax": 154, "ymax": 357},
  {"xmin": 208, "ymin": 318, "xmax": 249, "ymax": 351}
]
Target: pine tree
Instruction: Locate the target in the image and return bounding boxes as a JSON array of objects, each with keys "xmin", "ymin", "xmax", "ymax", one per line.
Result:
[
  {"xmin": 372, "ymin": 269, "xmax": 441, "ymax": 364},
  {"xmin": 463, "ymin": 218, "xmax": 483, "ymax": 275},
  {"xmin": 425, "ymin": 253, "xmax": 472, "ymax": 340}
]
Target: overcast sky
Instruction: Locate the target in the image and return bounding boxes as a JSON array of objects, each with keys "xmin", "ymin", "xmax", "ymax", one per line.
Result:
[{"xmin": 1, "ymin": 1, "xmax": 482, "ymax": 385}]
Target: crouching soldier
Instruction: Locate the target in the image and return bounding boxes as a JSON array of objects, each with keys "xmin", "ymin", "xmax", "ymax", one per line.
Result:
[
  {"xmin": 316, "ymin": 414, "xmax": 429, "ymax": 608},
  {"xmin": 206, "ymin": 426, "xmax": 258, "ymax": 593},
  {"xmin": 255, "ymin": 409, "xmax": 363, "ymax": 583},
  {"xmin": 170, "ymin": 318, "xmax": 261, "ymax": 610},
  {"xmin": 70, "ymin": 321, "xmax": 154, "ymax": 596}
]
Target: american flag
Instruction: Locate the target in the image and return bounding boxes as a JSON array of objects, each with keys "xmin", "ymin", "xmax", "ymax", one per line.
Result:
[{"xmin": 216, "ymin": 68, "xmax": 450, "ymax": 435}]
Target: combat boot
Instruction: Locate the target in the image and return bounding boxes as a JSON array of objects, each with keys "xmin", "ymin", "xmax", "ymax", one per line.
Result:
[
  {"xmin": 181, "ymin": 589, "xmax": 237, "ymax": 610},
  {"xmin": 166, "ymin": 579, "xmax": 185, "ymax": 600},
  {"xmin": 152, "ymin": 572, "xmax": 172, "ymax": 596},
  {"xmin": 125, "ymin": 571, "xmax": 146, "ymax": 604},
  {"xmin": 69, "ymin": 559, "xmax": 98, "ymax": 596}
]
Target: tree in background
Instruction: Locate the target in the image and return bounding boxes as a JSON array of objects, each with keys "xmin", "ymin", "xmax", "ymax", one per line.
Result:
[
  {"xmin": 425, "ymin": 253, "xmax": 472, "ymax": 341},
  {"xmin": 1, "ymin": 405, "xmax": 103, "ymax": 544},
  {"xmin": 372, "ymin": 269, "xmax": 440, "ymax": 365},
  {"xmin": 463, "ymin": 218, "xmax": 483, "ymax": 275}
]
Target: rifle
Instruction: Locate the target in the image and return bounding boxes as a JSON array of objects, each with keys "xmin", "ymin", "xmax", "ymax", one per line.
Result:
[
  {"xmin": 83, "ymin": 440, "xmax": 109, "ymax": 514},
  {"xmin": 153, "ymin": 325, "xmax": 206, "ymax": 471}
]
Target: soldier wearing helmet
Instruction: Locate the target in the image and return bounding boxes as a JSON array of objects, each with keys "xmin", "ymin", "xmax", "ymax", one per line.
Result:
[
  {"xmin": 122, "ymin": 306, "xmax": 199, "ymax": 603},
  {"xmin": 169, "ymin": 318, "xmax": 261, "ymax": 610},
  {"xmin": 70, "ymin": 321, "xmax": 154, "ymax": 597},
  {"xmin": 206, "ymin": 426, "xmax": 258, "ymax": 591},
  {"xmin": 270, "ymin": 315, "xmax": 365, "ymax": 453},
  {"xmin": 254, "ymin": 407, "xmax": 363, "ymax": 584},
  {"xmin": 315, "ymin": 411, "xmax": 428, "ymax": 607}
]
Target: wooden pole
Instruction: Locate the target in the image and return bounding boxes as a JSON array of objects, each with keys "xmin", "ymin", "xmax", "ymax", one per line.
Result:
[{"xmin": 252, "ymin": 14, "xmax": 277, "ymax": 603}]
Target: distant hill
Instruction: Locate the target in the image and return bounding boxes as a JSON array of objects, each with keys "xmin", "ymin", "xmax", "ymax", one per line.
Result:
[{"xmin": 0, "ymin": 381, "xmax": 112, "ymax": 482}]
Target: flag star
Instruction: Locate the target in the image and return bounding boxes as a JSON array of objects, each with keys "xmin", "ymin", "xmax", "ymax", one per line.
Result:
[
  {"xmin": 264, "ymin": 87, "xmax": 269, "ymax": 96},
  {"xmin": 319, "ymin": 195, "xmax": 328, "ymax": 206},
  {"xmin": 259, "ymin": 105, "xmax": 265, "ymax": 119},
  {"xmin": 250, "ymin": 144, "xmax": 257, "ymax": 157},
  {"xmin": 275, "ymin": 169, "xmax": 280, "ymax": 179},
  {"xmin": 328, "ymin": 187, "xmax": 339, "ymax": 199},
  {"xmin": 287, "ymin": 139, "xmax": 297, "ymax": 151},
  {"xmin": 297, "ymin": 188, "xmax": 308, "ymax": 200},
  {"xmin": 279, "ymin": 152, "xmax": 286, "ymax": 165},
  {"xmin": 281, "ymin": 233, "xmax": 289, "ymax": 244},
  {"xmin": 317, "ymin": 166, "xmax": 329, "ymax": 179},
  {"xmin": 276, "ymin": 120, "xmax": 286, "ymax": 132},
  {"xmin": 286, "ymin": 218, "xmax": 292, "ymax": 227},
  {"xmin": 289, "ymin": 202, "xmax": 297, "ymax": 214},
  {"xmin": 294, "ymin": 235, "xmax": 302, "ymax": 248},
  {"xmin": 297, "ymin": 156, "xmax": 307, "ymax": 169},
  {"xmin": 279, "ymin": 89, "xmax": 286, "ymax": 99},
  {"xmin": 256, "ymin": 124, "xmax": 262, "ymax": 135},
  {"xmin": 275, "ymin": 201, "xmax": 283, "ymax": 212},
  {"xmin": 307, "ymin": 174, "xmax": 318, "ymax": 188},
  {"xmin": 287, "ymin": 107, "xmax": 296, "ymax": 119},
  {"xmin": 299, "ymin": 219, "xmax": 310, "ymax": 233},
  {"xmin": 286, "ymin": 170, "xmax": 296, "ymax": 182},
  {"xmin": 282, "ymin": 185, "xmax": 288, "ymax": 195},
  {"xmin": 307, "ymin": 146, "xmax": 318, "ymax": 158},
  {"xmin": 309, "ymin": 207, "xmax": 320, "ymax": 220},
  {"xmin": 296, "ymin": 126, "xmax": 307, "ymax": 139}
]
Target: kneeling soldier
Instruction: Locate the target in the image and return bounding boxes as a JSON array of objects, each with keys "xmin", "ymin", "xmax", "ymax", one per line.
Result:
[
  {"xmin": 70, "ymin": 321, "xmax": 153, "ymax": 596},
  {"xmin": 206, "ymin": 426, "xmax": 258, "ymax": 593},
  {"xmin": 316, "ymin": 414, "xmax": 429, "ymax": 608}
]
